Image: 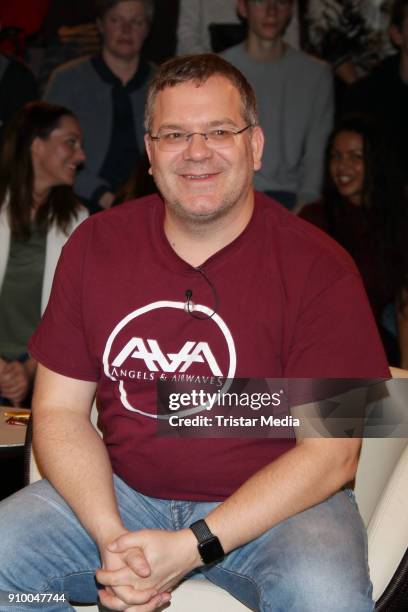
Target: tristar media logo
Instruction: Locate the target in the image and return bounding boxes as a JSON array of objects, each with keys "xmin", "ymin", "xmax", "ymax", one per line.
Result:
[{"xmin": 103, "ymin": 300, "xmax": 236, "ymax": 418}]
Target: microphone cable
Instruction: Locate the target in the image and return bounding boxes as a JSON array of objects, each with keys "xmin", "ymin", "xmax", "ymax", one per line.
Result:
[{"xmin": 184, "ymin": 267, "xmax": 219, "ymax": 320}]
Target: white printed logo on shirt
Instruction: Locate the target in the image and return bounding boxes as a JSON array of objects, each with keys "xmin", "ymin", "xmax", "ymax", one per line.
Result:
[{"xmin": 102, "ymin": 300, "xmax": 236, "ymax": 418}]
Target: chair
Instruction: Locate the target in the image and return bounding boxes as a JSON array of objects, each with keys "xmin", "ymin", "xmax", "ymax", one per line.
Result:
[{"xmin": 26, "ymin": 372, "xmax": 408, "ymax": 611}]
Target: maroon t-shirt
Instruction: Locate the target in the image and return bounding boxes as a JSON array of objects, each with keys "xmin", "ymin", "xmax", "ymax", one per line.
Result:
[{"xmin": 29, "ymin": 193, "xmax": 388, "ymax": 500}]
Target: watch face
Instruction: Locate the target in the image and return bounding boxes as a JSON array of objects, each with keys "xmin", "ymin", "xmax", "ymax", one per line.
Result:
[{"xmin": 199, "ymin": 537, "xmax": 224, "ymax": 564}]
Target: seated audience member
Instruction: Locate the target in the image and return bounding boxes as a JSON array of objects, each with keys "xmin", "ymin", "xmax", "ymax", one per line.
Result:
[
  {"xmin": 0, "ymin": 102, "xmax": 87, "ymax": 406},
  {"xmin": 222, "ymin": 0, "xmax": 333, "ymax": 210},
  {"xmin": 39, "ymin": 0, "xmax": 178, "ymax": 84},
  {"xmin": 0, "ymin": 52, "xmax": 38, "ymax": 141},
  {"xmin": 45, "ymin": 0, "xmax": 156, "ymax": 213},
  {"xmin": 299, "ymin": 114, "xmax": 408, "ymax": 366},
  {"xmin": 177, "ymin": 0, "xmax": 299, "ymax": 55},
  {"xmin": 344, "ymin": 0, "xmax": 408, "ymax": 179}
]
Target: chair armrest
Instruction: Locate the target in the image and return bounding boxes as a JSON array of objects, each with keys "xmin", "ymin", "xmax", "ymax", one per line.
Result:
[{"xmin": 367, "ymin": 444, "xmax": 408, "ymax": 601}]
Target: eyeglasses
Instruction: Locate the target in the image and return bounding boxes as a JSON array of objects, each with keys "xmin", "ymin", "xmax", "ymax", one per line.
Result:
[
  {"xmin": 249, "ymin": 0, "xmax": 291, "ymax": 7},
  {"xmin": 149, "ymin": 125, "xmax": 254, "ymax": 152}
]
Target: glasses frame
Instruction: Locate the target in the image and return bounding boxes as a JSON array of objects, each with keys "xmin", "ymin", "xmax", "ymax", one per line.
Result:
[{"xmin": 149, "ymin": 125, "xmax": 254, "ymax": 151}]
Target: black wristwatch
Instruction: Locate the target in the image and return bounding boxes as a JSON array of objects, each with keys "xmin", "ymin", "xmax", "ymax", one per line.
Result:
[{"xmin": 189, "ymin": 519, "xmax": 225, "ymax": 565}]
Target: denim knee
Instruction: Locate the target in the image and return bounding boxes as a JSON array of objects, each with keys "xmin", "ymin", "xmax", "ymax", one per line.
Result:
[
  {"xmin": 0, "ymin": 481, "xmax": 98, "ymax": 602},
  {"xmin": 261, "ymin": 554, "xmax": 374, "ymax": 612}
]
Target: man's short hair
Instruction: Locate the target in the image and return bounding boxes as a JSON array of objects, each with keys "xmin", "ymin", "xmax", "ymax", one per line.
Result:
[
  {"xmin": 391, "ymin": 0, "xmax": 408, "ymax": 28},
  {"xmin": 144, "ymin": 54, "xmax": 259, "ymax": 132},
  {"xmin": 96, "ymin": 0, "xmax": 154, "ymax": 24}
]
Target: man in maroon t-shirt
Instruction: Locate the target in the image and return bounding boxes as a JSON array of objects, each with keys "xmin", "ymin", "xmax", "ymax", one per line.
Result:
[{"xmin": 0, "ymin": 54, "xmax": 387, "ymax": 611}]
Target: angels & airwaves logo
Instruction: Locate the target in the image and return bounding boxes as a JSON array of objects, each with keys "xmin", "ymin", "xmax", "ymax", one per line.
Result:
[{"xmin": 102, "ymin": 300, "xmax": 236, "ymax": 418}]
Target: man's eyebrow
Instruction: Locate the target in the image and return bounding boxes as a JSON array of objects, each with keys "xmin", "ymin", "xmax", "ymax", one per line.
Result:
[
  {"xmin": 155, "ymin": 123, "xmax": 185, "ymax": 131},
  {"xmin": 155, "ymin": 119, "xmax": 240, "ymax": 132},
  {"xmin": 207, "ymin": 119, "xmax": 240, "ymax": 128}
]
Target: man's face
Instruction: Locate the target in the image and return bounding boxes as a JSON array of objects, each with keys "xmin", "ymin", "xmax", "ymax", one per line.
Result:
[
  {"xmin": 238, "ymin": 0, "xmax": 293, "ymax": 43},
  {"xmin": 390, "ymin": 11, "xmax": 408, "ymax": 58},
  {"xmin": 145, "ymin": 75, "xmax": 264, "ymax": 224},
  {"xmin": 98, "ymin": 0, "xmax": 149, "ymax": 61}
]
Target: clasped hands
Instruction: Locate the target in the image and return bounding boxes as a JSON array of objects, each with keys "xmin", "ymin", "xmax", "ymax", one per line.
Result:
[{"xmin": 97, "ymin": 528, "xmax": 202, "ymax": 612}]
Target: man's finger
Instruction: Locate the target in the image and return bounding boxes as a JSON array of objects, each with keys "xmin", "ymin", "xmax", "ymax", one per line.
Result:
[
  {"xmin": 108, "ymin": 532, "xmax": 142, "ymax": 552},
  {"xmin": 98, "ymin": 588, "xmax": 127, "ymax": 611},
  {"xmin": 99, "ymin": 587, "xmax": 168, "ymax": 610},
  {"xmin": 126, "ymin": 592, "xmax": 172, "ymax": 612},
  {"xmin": 124, "ymin": 549, "xmax": 152, "ymax": 577},
  {"xmin": 99, "ymin": 583, "xmax": 158, "ymax": 606},
  {"xmin": 96, "ymin": 566, "xmax": 153, "ymax": 588}
]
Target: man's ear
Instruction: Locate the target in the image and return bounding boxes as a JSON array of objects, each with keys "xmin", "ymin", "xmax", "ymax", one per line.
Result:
[
  {"xmin": 144, "ymin": 133, "xmax": 152, "ymax": 161},
  {"xmin": 251, "ymin": 125, "xmax": 264, "ymax": 172},
  {"xmin": 389, "ymin": 24, "xmax": 403, "ymax": 48},
  {"xmin": 236, "ymin": 0, "xmax": 248, "ymax": 20}
]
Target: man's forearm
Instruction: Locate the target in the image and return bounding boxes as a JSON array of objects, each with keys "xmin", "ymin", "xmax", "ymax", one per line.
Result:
[
  {"xmin": 33, "ymin": 411, "xmax": 125, "ymax": 548},
  {"xmin": 205, "ymin": 438, "xmax": 360, "ymax": 554}
]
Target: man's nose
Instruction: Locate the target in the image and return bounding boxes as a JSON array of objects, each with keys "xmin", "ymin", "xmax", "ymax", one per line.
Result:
[{"xmin": 183, "ymin": 133, "xmax": 213, "ymax": 160}]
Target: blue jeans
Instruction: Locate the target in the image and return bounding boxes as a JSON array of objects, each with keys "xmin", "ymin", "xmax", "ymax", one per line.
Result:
[{"xmin": 0, "ymin": 477, "xmax": 373, "ymax": 612}]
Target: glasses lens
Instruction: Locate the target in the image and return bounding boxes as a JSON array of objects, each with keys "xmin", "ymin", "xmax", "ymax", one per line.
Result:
[
  {"xmin": 157, "ymin": 132, "xmax": 186, "ymax": 151},
  {"xmin": 207, "ymin": 129, "xmax": 235, "ymax": 148}
]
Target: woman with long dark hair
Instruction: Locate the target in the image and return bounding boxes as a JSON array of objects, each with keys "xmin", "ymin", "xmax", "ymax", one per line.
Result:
[
  {"xmin": 0, "ymin": 101, "xmax": 87, "ymax": 405},
  {"xmin": 299, "ymin": 113, "xmax": 408, "ymax": 366}
]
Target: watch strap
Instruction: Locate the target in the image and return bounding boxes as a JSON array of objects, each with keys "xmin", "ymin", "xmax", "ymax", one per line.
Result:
[
  {"xmin": 189, "ymin": 519, "xmax": 225, "ymax": 564},
  {"xmin": 190, "ymin": 519, "xmax": 214, "ymax": 542}
]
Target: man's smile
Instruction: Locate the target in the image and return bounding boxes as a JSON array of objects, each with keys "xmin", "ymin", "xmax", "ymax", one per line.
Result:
[{"xmin": 179, "ymin": 172, "xmax": 221, "ymax": 182}]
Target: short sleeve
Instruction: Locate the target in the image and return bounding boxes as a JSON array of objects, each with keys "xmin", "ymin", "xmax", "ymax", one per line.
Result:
[
  {"xmin": 285, "ymin": 258, "xmax": 389, "ymax": 378},
  {"xmin": 29, "ymin": 220, "xmax": 99, "ymax": 381}
]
